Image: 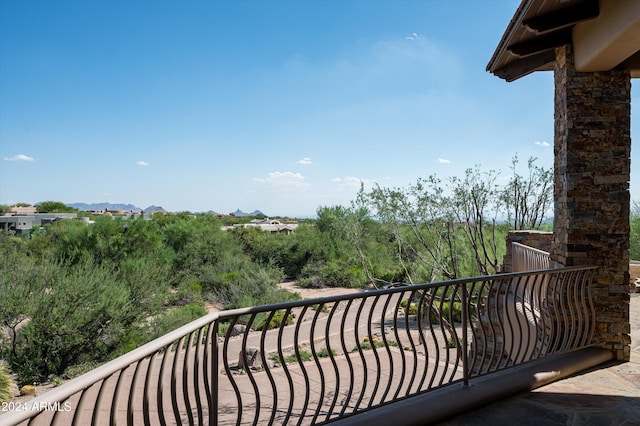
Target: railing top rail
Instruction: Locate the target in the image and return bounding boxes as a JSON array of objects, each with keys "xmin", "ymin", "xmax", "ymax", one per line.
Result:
[
  {"xmin": 512, "ymin": 241, "xmax": 551, "ymax": 256},
  {"xmin": 1, "ymin": 264, "xmax": 598, "ymax": 426},
  {"xmin": 218, "ymin": 264, "xmax": 597, "ymax": 317}
]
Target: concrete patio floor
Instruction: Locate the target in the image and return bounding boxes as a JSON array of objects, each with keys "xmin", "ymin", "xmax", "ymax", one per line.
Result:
[{"xmin": 438, "ymin": 292, "xmax": 640, "ymax": 426}]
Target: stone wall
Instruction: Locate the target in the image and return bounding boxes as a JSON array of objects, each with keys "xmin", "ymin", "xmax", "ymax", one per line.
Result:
[{"xmin": 552, "ymin": 44, "xmax": 631, "ymax": 361}]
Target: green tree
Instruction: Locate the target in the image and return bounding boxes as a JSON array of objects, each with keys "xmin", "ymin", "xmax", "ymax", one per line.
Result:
[
  {"xmin": 359, "ymin": 157, "xmax": 550, "ymax": 282},
  {"xmin": 501, "ymin": 156, "xmax": 553, "ymax": 229},
  {"xmin": 0, "ymin": 236, "xmax": 43, "ymax": 359},
  {"xmin": 36, "ymin": 201, "xmax": 77, "ymax": 213},
  {"xmin": 10, "ymin": 260, "xmax": 131, "ymax": 382},
  {"xmin": 631, "ymin": 200, "xmax": 640, "ymax": 261}
]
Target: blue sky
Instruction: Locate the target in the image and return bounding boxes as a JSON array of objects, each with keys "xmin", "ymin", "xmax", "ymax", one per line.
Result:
[{"xmin": 1, "ymin": 0, "xmax": 638, "ymax": 217}]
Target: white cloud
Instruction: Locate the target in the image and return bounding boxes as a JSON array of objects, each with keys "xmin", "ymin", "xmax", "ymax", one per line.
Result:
[
  {"xmin": 253, "ymin": 171, "xmax": 309, "ymax": 189},
  {"xmin": 4, "ymin": 154, "xmax": 34, "ymax": 162},
  {"xmin": 297, "ymin": 157, "xmax": 313, "ymax": 165},
  {"xmin": 438, "ymin": 158, "xmax": 451, "ymax": 164},
  {"xmin": 534, "ymin": 141, "xmax": 550, "ymax": 147},
  {"xmin": 137, "ymin": 160, "xmax": 150, "ymax": 166},
  {"xmin": 405, "ymin": 32, "xmax": 425, "ymax": 41},
  {"xmin": 331, "ymin": 176, "xmax": 374, "ymax": 190}
]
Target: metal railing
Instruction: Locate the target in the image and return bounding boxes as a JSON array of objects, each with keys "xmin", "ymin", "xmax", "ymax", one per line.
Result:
[
  {"xmin": 512, "ymin": 241, "xmax": 551, "ymax": 272},
  {"xmin": 2, "ymin": 266, "xmax": 597, "ymax": 426}
]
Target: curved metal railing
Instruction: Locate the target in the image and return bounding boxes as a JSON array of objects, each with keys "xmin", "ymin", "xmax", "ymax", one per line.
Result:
[
  {"xmin": 1, "ymin": 265, "xmax": 597, "ymax": 425},
  {"xmin": 512, "ymin": 241, "xmax": 551, "ymax": 272}
]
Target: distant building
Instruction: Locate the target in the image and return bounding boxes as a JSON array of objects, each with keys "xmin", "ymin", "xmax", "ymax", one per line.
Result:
[
  {"xmin": 9, "ymin": 206, "xmax": 37, "ymax": 215},
  {"xmin": 88, "ymin": 209, "xmax": 152, "ymax": 220},
  {"xmin": 221, "ymin": 218, "xmax": 299, "ymax": 234},
  {"xmin": 0, "ymin": 212, "xmax": 78, "ymax": 236}
]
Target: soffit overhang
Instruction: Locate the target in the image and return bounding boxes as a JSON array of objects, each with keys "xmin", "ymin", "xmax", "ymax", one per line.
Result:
[{"xmin": 487, "ymin": 0, "xmax": 640, "ymax": 81}]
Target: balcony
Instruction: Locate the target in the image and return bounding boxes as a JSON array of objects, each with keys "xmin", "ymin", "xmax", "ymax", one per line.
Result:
[
  {"xmin": 439, "ymin": 243, "xmax": 640, "ymax": 424},
  {"xmin": 4, "ymin": 242, "xmax": 630, "ymax": 426}
]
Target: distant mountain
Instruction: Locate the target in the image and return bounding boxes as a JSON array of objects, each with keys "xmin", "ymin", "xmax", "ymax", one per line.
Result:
[
  {"xmin": 231, "ymin": 209, "xmax": 265, "ymax": 217},
  {"xmin": 67, "ymin": 202, "xmax": 143, "ymax": 212},
  {"xmin": 65, "ymin": 203, "xmax": 263, "ymax": 216},
  {"xmin": 144, "ymin": 205, "xmax": 167, "ymax": 213}
]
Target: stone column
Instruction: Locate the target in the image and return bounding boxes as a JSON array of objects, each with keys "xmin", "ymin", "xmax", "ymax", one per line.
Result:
[{"xmin": 552, "ymin": 44, "xmax": 631, "ymax": 360}]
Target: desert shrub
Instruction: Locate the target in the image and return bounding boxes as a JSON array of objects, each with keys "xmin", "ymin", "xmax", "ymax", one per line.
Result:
[
  {"xmin": 0, "ymin": 361, "xmax": 14, "ymax": 402},
  {"xmin": 270, "ymin": 348, "xmax": 313, "ymax": 365},
  {"xmin": 429, "ymin": 301, "xmax": 463, "ymax": 324},
  {"xmin": 3, "ymin": 259, "xmax": 134, "ymax": 385},
  {"xmin": 312, "ymin": 303, "xmax": 329, "ymax": 313},
  {"xmin": 357, "ymin": 336, "xmax": 389, "ymax": 350},
  {"xmin": 298, "ymin": 260, "xmax": 367, "ymax": 289},
  {"xmin": 61, "ymin": 362, "xmax": 102, "ymax": 380},
  {"xmin": 149, "ymin": 303, "xmax": 208, "ymax": 340},
  {"xmin": 255, "ymin": 310, "xmax": 295, "ymax": 331},
  {"xmin": 288, "ymin": 349, "xmax": 312, "ymax": 363},
  {"xmin": 631, "ymin": 201, "xmax": 640, "ymax": 260},
  {"xmin": 316, "ymin": 347, "xmax": 337, "ymax": 358},
  {"xmin": 440, "ymin": 301, "xmax": 463, "ymax": 323},
  {"xmin": 447, "ymin": 337, "xmax": 462, "ymax": 349},
  {"xmin": 399, "ymin": 299, "xmax": 420, "ymax": 315}
]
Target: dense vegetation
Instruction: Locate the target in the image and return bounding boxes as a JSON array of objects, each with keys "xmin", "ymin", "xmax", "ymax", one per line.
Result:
[
  {"xmin": 632, "ymin": 200, "xmax": 640, "ymax": 261},
  {"xmin": 1, "ymin": 157, "xmax": 636, "ymax": 391}
]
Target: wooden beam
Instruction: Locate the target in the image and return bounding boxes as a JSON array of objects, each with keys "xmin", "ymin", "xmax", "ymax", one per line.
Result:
[
  {"xmin": 573, "ymin": 0, "xmax": 640, "ymax": 72},
  {"xmin": 523, "ymin": 0, "xmax": 599, "ymax": 34},
  {"xmin": 507, "ymin": 28, "xmax": 572, "ymax": 57},
  {"xmin": 617, "ymin": 50, "xmax": 640, "ymax": 71},
  {"xmin": 493, "ymin": 49, "xmax": 557, "ymax": 82}
]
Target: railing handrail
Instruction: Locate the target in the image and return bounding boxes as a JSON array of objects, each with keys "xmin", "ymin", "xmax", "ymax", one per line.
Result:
[
  {"xmin": 213, "ymin": 265, "xmax": 595, "ymax": 317},
  {"xmin": 511, "ymin": 241, "xmax": 551, "ymax": 273},
  {"xmin": 1, "ymin": 264, "xmax": 598, "ymax": 426},
  {"xmin": 512, "ymin": 241, "xmax": 551, "ymax": 257}
]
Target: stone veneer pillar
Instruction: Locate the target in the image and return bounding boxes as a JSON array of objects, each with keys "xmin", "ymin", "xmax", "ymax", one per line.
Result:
[{"xmin": 552, "ymin": 44, "xmax": 631, "ymax": 361}]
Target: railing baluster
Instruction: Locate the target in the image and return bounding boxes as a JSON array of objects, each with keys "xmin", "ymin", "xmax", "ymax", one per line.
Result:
[
  {"xmin": 447, "ymin": 284, "xmax": 463, "ymax": 384},
  {"xmin": 352, "ymin": 296, "xmax": 368, "ymax": 412},
  {"xmin": 170, "ymin": 337, "xmax": 185, "ymax": 425},
  {"xmin": 221, "ymin": 317, "xmax": 242, "ymax": 426},
  {"xmin": 366, "ymin": 295, "xmax": 382, "ymax": 408},
  {"xmin": 181, "ymin": 332, "xmax": 195, "ymax": 426},
  {"xmin": 91, "ymin": 377, "xmax": 109, "ymax": 426},
  {"xmin": 379, "ymin": 293, "xmax": 395, "ymax": 403},
  {"xmin": 294, "ymin": 305, "xmax": 311, "ymax": 426},
  {"xmin": 461, "ymin": 283, "xmax": 469, "ymax": 386},
  {"xmin": 143, "ymin": 351, "xmax": 156, "ymax": 426},
  {"xmin": 276, "ymin": 308, "xmax": 295, "ymax": 425},
  {"xmin": 258, "ymin": 309, "xmax": 278, "ymax": 425},
  {"xmin": 157, "ymin": 345, "xmax": 171, "ymax": 426},
  {"xmin": 240, "ymin": 313, "xmax": 260, "ymax": 426},
  {"xmin": 193, "ymin": 327, "xmax": 204, "ymax": 426},
  {"xmin": 205, "ymin": 321, "xmax": 216, "ymax": 426},
  {"xmin": 128, "ymin": 359, "xmax": 145, "ymax": 426},
  {"xmin": 324, "ymin": 301, "xmax": 341, "ymax": 422},
  {"xmin": 391, "ymin": 292, "xmax": 408, "ymax": 401},
  {"xmin": 338, "ymin": 299, "xmax": 355, "ymax": 417},
  {"xmin": 404, "ymin": 289, "xmax": 419, "ymax": 395},
  {"xmin": 310, "ymin": 303, "xmax": 326, "ymax": 424},
  {"xmin": 69, "ymin": 387, "xmax": 87, "ymax": 425},
  {"xmin": 110, "ymin": 366, "xmax": 129, "ymax": 426}
]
